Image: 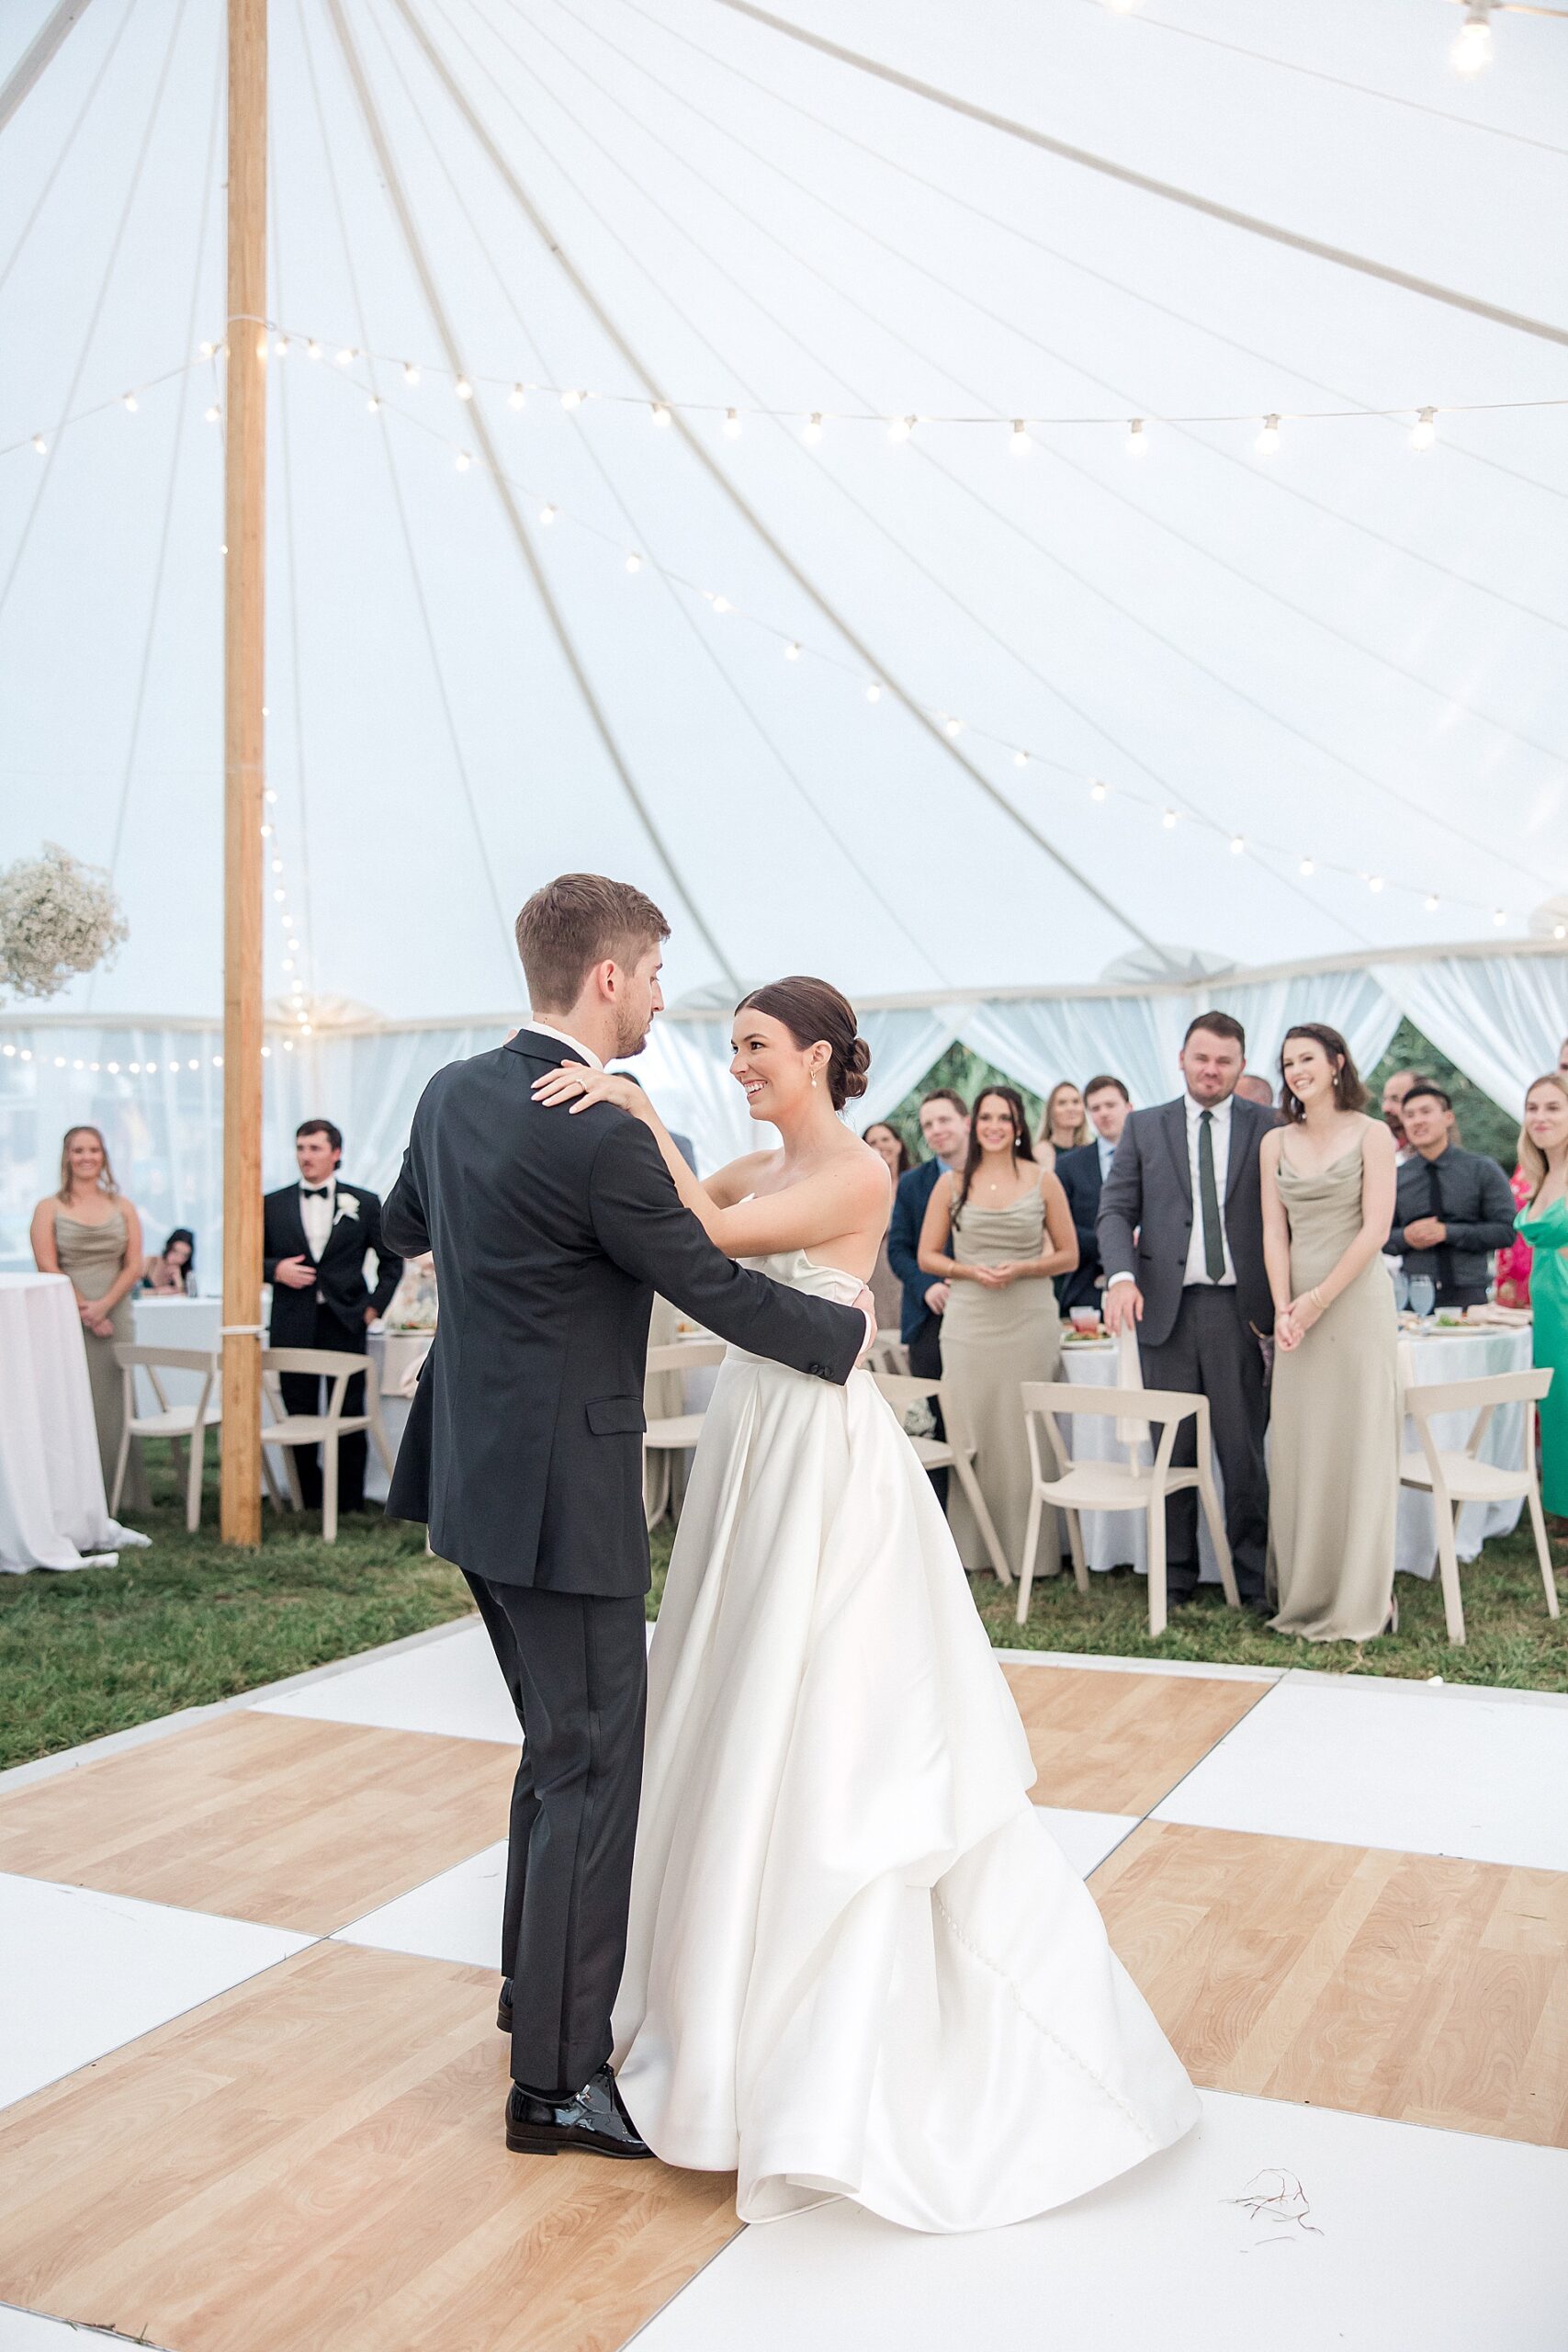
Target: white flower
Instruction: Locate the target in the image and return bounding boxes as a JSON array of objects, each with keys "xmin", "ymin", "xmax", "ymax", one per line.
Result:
[
  {"xmin": 0, "ymin": 842, "xmax": 128, "ymax": 1001},
  {"xmin": 333, "ymin": 1194, "xmax": 361, "ymax": 1224}
]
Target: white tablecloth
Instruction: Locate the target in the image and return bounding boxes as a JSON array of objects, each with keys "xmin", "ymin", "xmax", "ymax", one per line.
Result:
[
  {"xmin": 131, "ymin": 1295, "xmax": 222, "ymax": 1411},
  {"xmin": 0, "ymin": 1272, "xmax": 150, "ymax": 1572},
  {"xmin": 365, "ymin": 1330, "xmax": 432, "ymax": 1504},
  {"xmin": 1056, "ymin": 1324, "xmax": 1530, "ymax": 1583}
]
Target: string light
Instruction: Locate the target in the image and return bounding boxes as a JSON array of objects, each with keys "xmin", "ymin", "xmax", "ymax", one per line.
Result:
[
  {"xmin": 712, "ymin": 594, "xmax": 732, "ymax": 615},
  {"xmin": 538, "ymin": 503, "xmax": 556, "ymax": 523},
  {"xmin": 199, "ymin": 340, "xmax": 214, "ymax": 360},
  {"xmin": 561, "ymin": 388, "xmax": 585, "ymax": 410},
  {"xmin": 455, "ymin": 450, "xmax": 470, "ymax": 473},
  {"xmin": 1451, "ymin": 1, "xmax": 1495, "ymax": 75},
  {"xmin": 121, "ymin": 392, "xmax": 138, "ymax": 414},
  {"xmin": 403, "ymin": 361, "xmax": 420, "ymax": 386},
  {"xmin": 1090, "ymin": 777, "xmax": 1109, "ymax": 801},
  {"xmin": 784, "ymin": 640, "xmax": 801, "ymax": 660},
  {"xmin": 1256, "ymin": 413, "xmax": 1280, "ymax": 456},
  {"xmin": 455, "ymin": 375, "xmax": 473, "ymax": 401},
  {"xmin": 723, "ymin": 407, "xmax": 742, "ymax": 439},
  {"xmin": 1126, "ymin": 418, "xmax": 1148, "ymax": 458},
  {"xmin": 802, "ymin": 413, "xmax": 824, "ymax": 444},
  {"xmin": 30, "ymin": 435, "xmax": 46, "ymax": 456},
  {"xmin": 1230, "ymin": 834, "xmax": 1246, "ymax": 854},
  {"xmin": 274, "ymin": 337, "xmax": 289, "ymax": 359},
  {"xmin": 367, "ymin": 395, "xmax": 381, "ymax": 414},
  {"xmin": 1425, "ymin": 893, "xmax": 1441, "ymax": 910},
  {"xmin": 1163, "ymin": 808, "xmax": 1178, "ymax": 828},
  {"xmin": 204, "ymin": 404, "xmax": 220, "ymax": 424},
  {"xmin": 625, "ymin": 551, "xmax": 642, "ymax": 572},
  {"xmin": 1014, "ymin": 751, "xmax": 1029, "ymax": 768},
  {"xmin": 334, "ymin": 347, "xmax": 355, "ymax": 368},
  {"xmin": 650, "ymin": 400, "xmax": 671, "ymax": 426},
  {"xmin": 307, "ymin": 340, "xmax": 322, "ymax": 360},
  {"xmin": 1368, "ymin": 875, "xmax": 1384, "ymax": 892},
  {"xmin": 1010, "ymin": 420, "xmax": 1031, "ymax": 458},
  {"xmin": 1493, "ymin": 906, "xmax": 1507, "ymax": 925},
  {"xmin": 1411, "ymin": 405, "xmax": 1438, "ymax": 452},
  {"xmin": 1300, "ymin": 857, "xmax": 1315, "ymax": 876},
  {"xmin": 508, "ymin": 383, "xmax": 526, "ymax": 411},
  {"xmin": 866, "ymin": 682, "xmax": 882, "ymax": 703},
  {"xmin": 943, "ymin": 715, "xmax": 963, "ymax": 737},
  {"xmin": 887, "ymin": 413, "xmax": 915, "ymax": 444}
]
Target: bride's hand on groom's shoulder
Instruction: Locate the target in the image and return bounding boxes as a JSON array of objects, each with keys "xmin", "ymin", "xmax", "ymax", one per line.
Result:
[{"xmin": 531, "ymin": 1064, "xmax": 648, "ymax": 1119}]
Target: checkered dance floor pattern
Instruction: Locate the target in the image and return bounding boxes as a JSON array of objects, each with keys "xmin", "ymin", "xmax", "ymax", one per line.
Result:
[{"xmin": 1, "ymin": 1622, "xmax": 1566, "ymax": 2351}]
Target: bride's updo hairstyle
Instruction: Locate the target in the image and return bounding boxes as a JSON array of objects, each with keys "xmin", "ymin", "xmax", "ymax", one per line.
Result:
[{"xmin": 736, "ymin": 978, "xmax": 872, "ymax": 1112}]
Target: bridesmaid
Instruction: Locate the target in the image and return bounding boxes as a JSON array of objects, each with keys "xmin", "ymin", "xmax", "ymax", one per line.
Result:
[
  {"xmin": 30, "ymin": 1125, "xmax": 148, "ymax": 1510},
  {"xmin": 1516, "ymin": 1073, "xmax": 1568, "ymax": 1531},
  {"xmin": 863, "ymin": 1119, "xmax": 911, "ymax": 1343},
  {"xmin": 1262, "ymin": 1026, "xmax": 1399, "ymax": 1641},
  {"xmin": 918, "ymin": 1087, "xmax": 1077, "ymax": 1580},
  {"xmin": 1034, "ymin": 1080, "xmax": 1089, "ymax": 1176}
]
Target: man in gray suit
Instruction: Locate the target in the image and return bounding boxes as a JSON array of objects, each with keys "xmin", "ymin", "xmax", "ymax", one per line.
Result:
[{"xmin": 1099, "ymin": 1012, "xmax": 1273, "ymax": 1607}]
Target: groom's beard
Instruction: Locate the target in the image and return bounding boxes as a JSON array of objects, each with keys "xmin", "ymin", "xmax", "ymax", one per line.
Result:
[{"xmin": 614, "ymin": 1010, "xmax": 652, "ymax": 1060}]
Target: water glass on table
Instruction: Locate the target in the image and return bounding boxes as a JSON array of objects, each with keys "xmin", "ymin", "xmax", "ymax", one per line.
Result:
[{"xmin": 1408, "ymin": 1275, "xmax": 1436, "ymax": 1322}]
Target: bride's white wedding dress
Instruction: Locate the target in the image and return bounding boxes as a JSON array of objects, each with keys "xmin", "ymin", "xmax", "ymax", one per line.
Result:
[{"xmin": 612, "ymin": 1246, "xmax": 1199, "ymax": 2233}]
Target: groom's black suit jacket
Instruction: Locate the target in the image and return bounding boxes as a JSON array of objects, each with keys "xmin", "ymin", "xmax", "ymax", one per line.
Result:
[{"xmin": 383, "ymin": 1027, "xmax": 864, "ymax": 1598}]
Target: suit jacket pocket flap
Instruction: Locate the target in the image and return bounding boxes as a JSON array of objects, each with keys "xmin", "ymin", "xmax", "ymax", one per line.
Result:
[{"xmin": 586, "ymin": 1396, "xmax": 647, "ymax": 1436}]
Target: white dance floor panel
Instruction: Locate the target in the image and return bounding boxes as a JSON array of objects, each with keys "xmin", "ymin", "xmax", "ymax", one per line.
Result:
[
  {"xmin": 254, "ymin": 1623, "xmax": 519, "ymax": 1745},
  {"xmin": 0, "ymin": 1873, "xmax": 309, "ymax": 2110},
  {"xmin": 636, "ymin": 2091, "xmax": 1568, "ymax": 2352},
  {"xmin": 1152, "ymin": 1676, "xmax": 1568, "ymax": 1871},
  {"xmin": 335, "ymin": 1839, "xmax": 508, "ymax": 1970}
]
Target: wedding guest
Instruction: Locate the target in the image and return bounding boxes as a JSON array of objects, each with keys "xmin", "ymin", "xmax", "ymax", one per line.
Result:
[
  {"xmin": 1381, "ymin": 1069, "xmax": 1422, "ymax": 1163},
  {"xmin": 887, "ymin": 1090, "xmax": 971, "ymax": 1502},
  {"xmin": 1388, "ymin": 1084, "xmax": 1515, "ymax": 1312},
  {"xmin": 263, "ymin": 1118, "xmax": 403, "ymax": 1516},
  {"xmin": 1034, "ymin": 1080, "xmax": 1089, "ymax": 1174},
  {"xmin": 1053, "ymin": 1075, "xmax": 1131, "ymax": 1316},
  {"xmin": 142, "ymin": 1227, "xmax": 197, "ymax": 1295},
  {"xmin": 1100, "ymin": 1012, "xmax": 1273, "ymax": 1609},
  {"xmin": 1495, "ymin": 1165, "xmax": 1535, "ymax": 1310},
  {"xmin": 919, "ymin": 1087, "xmax": 1077, "ymax": 1579},
  {"xmin": 1560, "ymin": 1037, "xmax": 1568, "ymax": 1076},
  {"xmin": 1234, "ymin": 1073, "xmax": 1276, "ymax": 1113},
  {"xmin": 1262, "ymin": 1026, "xmax": 1399, "ymax": 1641},
  {"xmin": 30, "ymin": 1125, "xmax": 148, "ymax": 1509},
  {"xmin": 863, "ymin": 1120, "xmax": 912, "ymax": 1339},
  {"xmin": 1515, "ymin": 1074, "xmax": 1568, "ymax": 1528}
]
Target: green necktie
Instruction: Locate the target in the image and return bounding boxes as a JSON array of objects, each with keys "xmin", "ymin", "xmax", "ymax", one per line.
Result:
[{"xmin": 1199, "ymin": 1110, "xmax": 1225, "ymax": 1281}]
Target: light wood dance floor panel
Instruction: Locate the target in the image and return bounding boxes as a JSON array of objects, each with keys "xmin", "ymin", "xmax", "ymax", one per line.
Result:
[
  {"xmin": 0, "ymin": 1941, "xmax": 740, "ymax": 2352},
  {"xmin": 0, "ymin": 1711, "xmax": 517, "ymax": 1933},
  {"xmin": 1000, "ymin": 1664, "xmax": 1269, "ymax": 1815},
  {"xmin": 1092, "ymin": 1822, "xmax": 1568, "ymax": 2147}
]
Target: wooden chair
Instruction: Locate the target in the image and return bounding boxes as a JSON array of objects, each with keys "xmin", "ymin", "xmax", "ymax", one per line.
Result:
[
  {"xmin": 643, "ymin": 1339, "xmax": 727, "ymax": 1527},
  {"xmin": 260, "ymin": 1347, "xmax": 395, "ymax": 1543},
  {"xmin": 1016, "ymin": 1382, "xmax": 1239, "ymax": 1637},
  {"xmin": 1399, "ymin": 1364, "xmax": 1557, "ymax": 1645},
  {"xmin": 873, "ymin": 1371, "xmax": 1014, "ymax": 1585},
  {"xmin": 110, "ymin": 1343, "xmax": 221, "ymax": 1532}
]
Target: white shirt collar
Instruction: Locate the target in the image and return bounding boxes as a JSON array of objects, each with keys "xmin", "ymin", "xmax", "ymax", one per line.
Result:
[
  {"xmin": 1185, "ymin": 1091, "xmax": 1233, "ymax": 1125},
  {"xmin": 299, "ymin": 1174, "xmax": 336, "ymax": 1196},
  {"xmin": 523, "ymin": 1018, "xmax": 604, "ymax": 1072}
]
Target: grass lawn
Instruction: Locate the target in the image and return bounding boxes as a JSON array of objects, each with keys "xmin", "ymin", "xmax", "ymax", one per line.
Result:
[{"xmin": 2, "ymin": 1461, "xmax": 1562, "ymax": 1773}]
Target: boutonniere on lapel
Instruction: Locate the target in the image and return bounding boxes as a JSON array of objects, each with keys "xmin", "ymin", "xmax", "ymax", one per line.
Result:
[{"xmin": 333, "ymin": 1193, "xmax": 361, "ymax": 1228}]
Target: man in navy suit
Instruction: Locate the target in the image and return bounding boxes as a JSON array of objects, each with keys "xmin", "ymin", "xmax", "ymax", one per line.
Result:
[
  {"xmin": 886, "ymin": 1089, "xmax": 970, "ymax": 1499},
  {"xmin": 1054, "ymin": 1076, "xmax": 1132, "ymax": 1317}
]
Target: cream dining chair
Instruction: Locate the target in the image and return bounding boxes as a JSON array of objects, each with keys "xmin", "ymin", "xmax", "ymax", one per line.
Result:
[
  {"xmin": 1016, "ymin": 1381, "xmax": 1240, "ymax": 1638},
  {"xmin": 1398, "ymin": 1363, "xmax": 1557, "ymax": 1645},
  {"xmin": 260, "ymin": 1346, "xmax": 395, "ymax": 1544}
]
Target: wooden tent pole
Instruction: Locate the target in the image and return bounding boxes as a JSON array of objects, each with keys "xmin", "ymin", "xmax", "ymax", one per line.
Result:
[{"xmin": 220, "ymin": 0, "xmax": 266, "ymax": 1547}]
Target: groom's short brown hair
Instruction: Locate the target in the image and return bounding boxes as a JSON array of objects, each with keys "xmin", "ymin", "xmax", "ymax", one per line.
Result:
[{"xmin": 515, "ymin": 873, "xmax": 671, "ymax": 1012}]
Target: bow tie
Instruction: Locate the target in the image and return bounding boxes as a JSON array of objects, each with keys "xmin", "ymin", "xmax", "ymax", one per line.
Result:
[{"xmin": 301, "ymin": 1185, "xmax": 331, "ymax": 1199}]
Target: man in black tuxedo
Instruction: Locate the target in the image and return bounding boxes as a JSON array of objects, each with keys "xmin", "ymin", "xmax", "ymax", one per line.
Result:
[
  {"xmin": 1099, "ymin": 1013, "xmax": 1273, "ymax": 1607},
  {"xmin": 886, "ymin": 1089, "xmax": 970, "ymax": 1503},
  {"xmin": 263, "ymin": 1119, "xmax": 402, "ymax": 1514},
  {"xmin": 384, "ymin": 874, "xmax": 870, "ymax": 2165},
  {"xmin": 1053, "ymin": 1074, "xmax": 1132, "ymax": 1317}
]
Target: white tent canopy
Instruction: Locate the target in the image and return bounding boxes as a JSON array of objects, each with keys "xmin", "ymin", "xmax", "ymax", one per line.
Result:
[{"xmin": 1, "ymin": 0, "xmax": 1565, "ymax": 1237}]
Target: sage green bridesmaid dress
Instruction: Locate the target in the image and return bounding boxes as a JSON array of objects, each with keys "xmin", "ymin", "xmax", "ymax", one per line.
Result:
[{"xmin": 1515, "ymin": 1193, "xmax": 1568, "ymax": 1513}]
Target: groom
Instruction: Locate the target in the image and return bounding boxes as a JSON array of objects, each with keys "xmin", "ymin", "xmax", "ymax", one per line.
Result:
[{"xmin": 383, "ymin": 874, "xmax": 872, "ymax": 2162}]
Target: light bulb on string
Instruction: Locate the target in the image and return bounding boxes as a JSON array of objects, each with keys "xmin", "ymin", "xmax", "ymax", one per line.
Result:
[
  {"xmin": 561, "ymin": 388, "xmax": 584, "ymax": 410},
  {"xmin": 1126, "ymin": 417, "xmax": 1148, "ymax": 458},
  {"xmin": 944, "ymin": 715, "xmax": 963, "ymax": 737},
  {"xmin": 723, "ymin": 408, "xmax": 742, "ymax": 439},
  {"xmin": 122, "ymin": 392, "xmax": 138, "ymax": 413},
  {"xmin": 455, "ymin": 450, "xmax": 470, "ymax": 473},
  {"xmin": 1411, "ymin": 405, "xmax": 1437, "ymax": 452},
  {"xmin": 254, "ymin": 336, "xmax": 268, "ymax": 361},
  {"xmin": 31, "ymin": 435, "xmax": 46, "ymax": 455},
  {"xmin": 1089, "ymin": 778, "xmax": 1108, "ymax": 802},
  {"xmin": 1010, "ymin": 420, "xmax": 1031, "ymax": 458},
  {"xmin": 367, "ymin": 395, "xmax": 381, "ymax": 413},
  {"xmin": 1368, "ymin": 875, "xmax": 1383, "ymax": 893},
  {"xmin": 455, "ymin": 376, "xmax": 473, "ymax": 401},
  {"xmin": 802, "ymin": 412, "xmax": 823, "ymax": 445},
  {"xmin": 1014, "ymin": 751, "xmax": 1029, "ymax": 769},
  {"xmin": 1230, "ymin": 834, "xmax": 1246, "ymax": 855},
  {"xmin": 784, "ymin": 641, "xmax": 801, "ymax": 661},
  {"xmin": 199, "ymin": 340, "xmax": 214, "ymax": 359},
  {"xmin": 1451, "ymin": 2, "xmax": 1494, "ymax": 74},
  {"xmin": 866, "ymin": 683, "xmax": 882, "ymax": 703},
  {"xmin": 403, "ymin": 361, "xmax": 420, "ymax": 386},
  {"xmin": 508, "ymin": 384, "xmax": 525, "ymax": 411},
  {"xmin": 1424, "ymin": 894, "xmax": 1440, "ymax": 911},
  {"xmin": 1299, "ymin": 856, "xmax": 1315, "ymax": 876},
  {"xmin": 307, "ymin": 340, "xmax": 321, "ymax": 360},
  {"xmin": 1256, "ymin": 413, "xmax": 1280, "ymax": 456},
  {"xmin": 1162, "ymin": 808, "xmax": 1178, "ymax": 829},
  {"xmin": 274, "ymin": 337, "xmax": 289, "ymax": 358},
  {"xmin": 650, "ymin": 401, "xmax": 671, "ymax": 426},
  {"xmin": 1493, "ymin": 907, "xmax": 1507, "ymax": 927},
  {"xmin": 888, "ymin": 413, "xmax": 915, "ymax": 445},
  {"xmin": 538, "ymin": 503, "xmax": 556, "ymax": 524},
  {"xmin": 712, "ymin": 595, "xmax": 732, "ymax": 615},
  {"xmin": 625, "ymin": 552, "xmax": 641, "ymax": 573},
  {"xmin": 205, "ymin": 405, "xmax": 220, "ymax": 424},
  {"xmin": 335, "ymin": 347, "xmax": 354, "ymax": 368}
]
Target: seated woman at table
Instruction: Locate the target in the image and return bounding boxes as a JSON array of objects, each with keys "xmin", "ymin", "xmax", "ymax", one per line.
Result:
[
  {"xmin": 918, "ymin": 1086, "xmax": 1077, "ymax": 1582},
  {"xmin": 142, "ymin": 1226, "xmax": 197, "ymax": 1295},
  {"xmin": 1262, "ymin": 1025, "xmax": 1399, "ymax": 1643},
  {"xmin": 1516, "ymin": 1073, "xmax": 1568, "ymax": 1532},
  {"xmin": 30, "ymin": 1126, "xmax": 149, "ymax": 1510}
]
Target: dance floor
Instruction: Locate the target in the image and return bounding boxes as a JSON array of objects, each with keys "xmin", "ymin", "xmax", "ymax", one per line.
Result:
[{"xmin": 1, "ymin": 1623, "xmax": 1566, "ymax": 2351}]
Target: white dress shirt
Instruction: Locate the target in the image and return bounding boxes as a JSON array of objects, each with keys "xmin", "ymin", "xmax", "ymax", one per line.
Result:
[
  {"xmin": 1183, "ymin": 1091, "xmax": 1236, "ymax": 1287},
  {"xmin": 299, "ymin": 1176, "xmax": 335, "ymax": 1263},
  {"xmin": 1096, "ymin": 1132, "xmax": 1116, "ymax": 1181},
  {"xmin": 524, "ymin": 1018, "xmax": 604, "ymax": 1071}
]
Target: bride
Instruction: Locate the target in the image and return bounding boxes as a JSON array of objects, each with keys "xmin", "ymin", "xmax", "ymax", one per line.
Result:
[{"xmin": 533, "ymin": 976, "xmax": 1197, "ymax": 2233}]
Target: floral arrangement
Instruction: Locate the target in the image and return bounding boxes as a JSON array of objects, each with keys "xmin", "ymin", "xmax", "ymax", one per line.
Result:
[{"xmin": 0, "ymin": 842, "xmax": 129, "ymax": 999}]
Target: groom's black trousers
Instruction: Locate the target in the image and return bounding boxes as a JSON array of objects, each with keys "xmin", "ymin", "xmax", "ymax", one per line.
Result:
[{"xmin": 463, "ymin": 1572, "xmax": 648, "ymax": 2096}]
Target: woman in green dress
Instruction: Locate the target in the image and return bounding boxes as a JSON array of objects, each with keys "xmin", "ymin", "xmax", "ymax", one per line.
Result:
[{"xmin": 1517, "ymin": 1073, "xmax": 1568, "ymax": 1524}]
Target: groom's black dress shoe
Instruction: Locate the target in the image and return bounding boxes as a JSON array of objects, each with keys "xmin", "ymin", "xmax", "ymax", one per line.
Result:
[
  {"xmin": 497, "ymin": 1978, "xmax": 513, "ymax": 2034},
  {"xmin": 505, "ymin": 2066, "xmax": 652, "ymax": 2160}
]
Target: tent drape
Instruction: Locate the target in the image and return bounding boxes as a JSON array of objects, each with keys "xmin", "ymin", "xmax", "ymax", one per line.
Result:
[{"xmin": 1373, "ymin": 956, "xmax": 1568, "ymax": 1121}]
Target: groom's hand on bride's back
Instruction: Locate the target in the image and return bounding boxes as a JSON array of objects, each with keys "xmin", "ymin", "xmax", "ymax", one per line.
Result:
[{"xmin": 854, "ymin": 1284, "xmax": 876, "ymax": 1363}]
